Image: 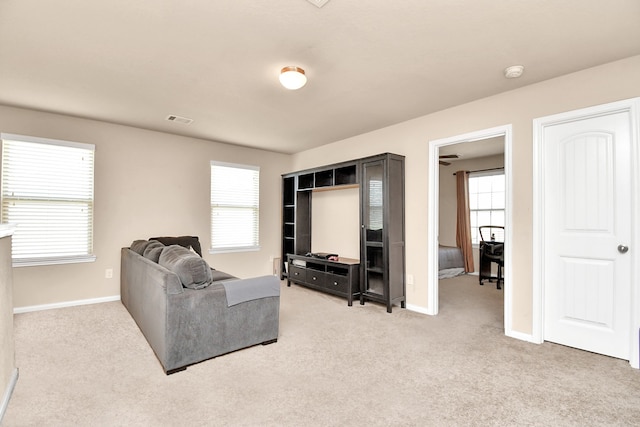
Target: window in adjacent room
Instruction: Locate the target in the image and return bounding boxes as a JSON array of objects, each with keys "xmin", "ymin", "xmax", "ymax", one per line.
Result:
[
  {"xmin": 468, "ymin": 170, "xmax": 505, "ymax": 245},
  {"xmin": 1, "ymin": 133, "xmax": 95, "ymax": 266},
  {"xmin": 210, "ymin": 161, "xmax": 260, "ymax": 253}
]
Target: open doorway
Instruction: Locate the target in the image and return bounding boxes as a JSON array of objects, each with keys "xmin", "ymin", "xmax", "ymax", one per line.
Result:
[{"xmin": 427, "ymin": 125, "xmax": 514, "ymax": 336}]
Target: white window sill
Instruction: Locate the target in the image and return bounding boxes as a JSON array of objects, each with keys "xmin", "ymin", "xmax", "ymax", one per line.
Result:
[
  {"xmin": 13, "ymin": 255, "xmax": 97, "ymax": 267},
  {"xmin": 209, "ymin": 246, "xmax": 261, "ymax": 255}
]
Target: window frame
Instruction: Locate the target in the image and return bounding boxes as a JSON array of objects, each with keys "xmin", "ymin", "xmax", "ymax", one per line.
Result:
[
  {"xmin": 468, "ymin": 169, "xmax": 505, "ymax": 246},
  {"xmin": 209, "ymin": 160, "xmax": 260, "ymax": 254},
  {"xmin": 1, "ymin": 133, "xmax": 96, "ymax": 267}
]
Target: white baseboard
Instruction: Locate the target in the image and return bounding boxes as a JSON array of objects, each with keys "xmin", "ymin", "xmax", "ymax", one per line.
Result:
[
  {"xmin": 406, "ymin": 304, "xmax": 432, "ymax": 315},
  {"xmin": 0, "ymin": 368, "xmax": 18, "ymax": 425},
  {"xmin": 13, "ymin": 295, "xmax": 121, "ymax": 314},
  {"xmin": 506, "ymin": 329, "xmax": 539, "ymax": 344}
]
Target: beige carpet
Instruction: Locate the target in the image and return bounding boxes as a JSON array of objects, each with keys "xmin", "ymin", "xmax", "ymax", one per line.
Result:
[{"xmin": 4, "ymin": 274, "xmax": 640, "ymax": 426}]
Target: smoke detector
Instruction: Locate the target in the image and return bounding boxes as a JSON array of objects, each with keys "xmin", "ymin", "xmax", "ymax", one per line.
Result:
[
  {"xmin": 504, "ymin": 65, "xmax": 524, "ymax": 79},
  {"xmin": 165, "ymin": 115, "xmax": 194, "ymax": 125}
]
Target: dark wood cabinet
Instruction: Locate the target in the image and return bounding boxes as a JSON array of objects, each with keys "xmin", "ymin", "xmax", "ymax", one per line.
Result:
[
  {"xmin": 280, "ymin": 161, "xmax": 358, "ymax": 274},
  {"xmin": 360, "ymin": 153, "xmax": 406, "ymax": 312},
  {"xmin": 287, "ymin": 254, "xmax": 360, "ymax": 305},
  {"xmin": 281, "ymin": 153, "xmax": 405, "ymax": 311}
]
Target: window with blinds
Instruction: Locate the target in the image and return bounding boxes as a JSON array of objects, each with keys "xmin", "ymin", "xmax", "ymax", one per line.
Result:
[
  {"xmin": 1, "ymin": 133, "xmax": 95, "ymax": 266},
  {"xmin": 210, "ymin": 161, "xmax": 260, "ymax": 253},
  {"xmin": 469, "ymin": 170, "xmax": 505, "ymax": 245}
]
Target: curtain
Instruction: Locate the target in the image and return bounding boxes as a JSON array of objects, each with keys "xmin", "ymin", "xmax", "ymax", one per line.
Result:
[{"xmin": 455, "ymin": 171, "xmax": 474, "ymax": 272}]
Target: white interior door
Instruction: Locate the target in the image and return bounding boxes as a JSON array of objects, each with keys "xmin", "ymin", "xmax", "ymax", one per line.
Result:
[{"xmin": 543, "ymin": 109, "xmax": 632, "ymax": 359}]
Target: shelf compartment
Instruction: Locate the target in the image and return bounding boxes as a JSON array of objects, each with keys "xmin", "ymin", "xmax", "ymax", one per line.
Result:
[
  {"xmin": 327, "ymin": 266, "xmax": 348, "ymax": 276},
  {"xmin": 283, "ymin": 176, "xmax": 295, "ymax": 205},
  {"xmin": 334, "ymin": 165, "xmax": 357, "ymax": 186},
  {"xmin": 298, "ymin": 173, "xmax": 314, "ymax": 190},
  {"xmin": 364, "ymin": 271, "xmax": 384, "ymax": 296},
  {"xmin": 366, "ymin": 246, "xmax": 384, "ymax": 271},
  {"xmin": 283, "ymin": 223, "xmax": 294, "ymax": 238},
  {"xmin": 283, "ymin": 240, "xmax": 294, "ymax": 258},
  {"xmin": 283, "ymin": 206, "xmax": 294, "ymax": 223},
  {"xmin": 314, "ymin": 169, "xmax": 334, "ymax": 187}
]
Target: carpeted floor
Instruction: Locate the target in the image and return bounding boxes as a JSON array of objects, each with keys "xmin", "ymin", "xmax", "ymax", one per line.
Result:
[{"xmin": 4, "ymin": 274, "xmax": 640, "ymax": 426}]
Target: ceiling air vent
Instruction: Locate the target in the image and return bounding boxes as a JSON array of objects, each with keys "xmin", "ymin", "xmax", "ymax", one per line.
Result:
[
  {"xmin": 306, "ymin": 0, "xmax": 330, "ymax": 8},
  {"xmin": 165, "ymin": 115, "xmax": 194, "ymax": 125}
]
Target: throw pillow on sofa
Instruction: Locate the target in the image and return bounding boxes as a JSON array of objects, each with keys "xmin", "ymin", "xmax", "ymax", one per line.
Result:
[
  {"xmin": 130, "ymin": 239, "xmax": 152, "ymax": 255},
  {"xmin": 158, "ymin": 245, "xmax": 213, "ymax": 290},
  {"xmin": 149, "ymin": 236, "xmax": 203, "ymax": 257},
  {"xmin": 143, "ymin": 240, "xmax": 165, "ymax": 263}
]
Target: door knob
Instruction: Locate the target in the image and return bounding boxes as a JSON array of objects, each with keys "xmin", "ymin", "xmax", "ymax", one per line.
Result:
[{"xmin": 618, "ymin": 245, "xmax": 629, "ymax": 254}]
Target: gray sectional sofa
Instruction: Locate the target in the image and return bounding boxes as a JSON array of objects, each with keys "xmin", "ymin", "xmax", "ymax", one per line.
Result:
[{"xmin": 120, "ymin": 238, "xmax": 280, "ymax": 374}]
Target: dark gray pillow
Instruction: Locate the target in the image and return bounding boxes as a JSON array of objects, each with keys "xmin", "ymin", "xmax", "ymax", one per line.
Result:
[
  {"xmin": 158, "ymin": 245, "xmax": 213, "ymax": 289},
  {"xmin": 143, "ymin": 240, "xmax": 165, "ymax": 263},
  {"xmin": 149, "ymin": 236, "xmax": 203, "ymax": 257},
  {"xmin": 130, "ymin": 240, "xmax": 151, "ymax": 255}
]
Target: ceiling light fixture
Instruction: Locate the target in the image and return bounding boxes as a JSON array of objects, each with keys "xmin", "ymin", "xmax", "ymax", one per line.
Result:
[
  {"xmin": 504, "ymin": 65, "xmax": 525, "ymax": 79},
  {"xmin": 279, "ymin": 66, "xmax": 307, "ymax": 90}
]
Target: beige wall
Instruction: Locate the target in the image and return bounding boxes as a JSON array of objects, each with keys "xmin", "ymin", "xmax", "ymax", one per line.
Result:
[
  {"xmin": 0, "ymin": 106, "xmax": 291, "ymax": 308},
  {"xmin": 291, "ymin": 55, "xmax": 640, "ymax": 336},
  {"xmin": 311, "ymin": 187, "xmax": 360, "ymax": 259}
]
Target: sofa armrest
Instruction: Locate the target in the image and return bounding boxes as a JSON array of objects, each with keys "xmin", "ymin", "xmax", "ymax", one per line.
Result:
[
  {"xmin": 221, "ymin": 275, "xmax": 280, "ymax": 306},
  {"xmin": 164, "ymin": 281, "xmax": 280, "ymax": 371}
]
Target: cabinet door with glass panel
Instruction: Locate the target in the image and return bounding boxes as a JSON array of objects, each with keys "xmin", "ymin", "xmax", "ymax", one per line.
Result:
[
  {"xmin": 360, "ymin": 153, "xmax": 405, "ymax": 313},
  {"xmin": 361, "ymin": 159, "xmax": 385, "ymax": 298}
]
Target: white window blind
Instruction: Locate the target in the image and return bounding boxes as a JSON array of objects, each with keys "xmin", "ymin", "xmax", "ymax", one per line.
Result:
[
  {"xmin": 1, "ymin": 133, "xmax": 95, "ymax": 266},
  {"xmin": 368, "ymin": 179, "xmax": 383, "ymax": 230},
  {"xmin": 468, "ymin": 170, "xmax": 505, "ymax": 245},
  {"xmin": 210, "ymin": 161, "xmax": 260, "ymax": 253}
]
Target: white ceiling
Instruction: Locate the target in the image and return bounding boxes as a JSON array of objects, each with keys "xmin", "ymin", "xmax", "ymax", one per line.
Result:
[
  {"xmin": 1, "ymin": 1, "xmax": 639, "ymax": 154},
  {"xmin": 439, "ymin": 136, "xmax": 504, "ymax": 162}
]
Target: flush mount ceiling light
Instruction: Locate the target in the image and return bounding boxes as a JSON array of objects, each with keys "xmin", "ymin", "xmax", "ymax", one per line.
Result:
[
  {"xmin": 279, "ymin": 66, "xmax": 307, "ymax": 90},
  {"xmin": 504, "ymin": 65, "xmax": 525, "ymax": 79}
]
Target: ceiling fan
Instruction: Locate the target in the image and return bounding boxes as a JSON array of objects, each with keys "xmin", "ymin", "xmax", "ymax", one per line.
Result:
[{"xmin": 439, "ymin": 154, "xmax": 459, "ymax": 166}]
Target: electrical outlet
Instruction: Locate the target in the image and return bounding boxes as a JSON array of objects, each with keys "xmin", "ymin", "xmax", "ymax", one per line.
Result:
[{"xmin": 105, "ymin": 268, "xmax": 113, "ymax": 279}]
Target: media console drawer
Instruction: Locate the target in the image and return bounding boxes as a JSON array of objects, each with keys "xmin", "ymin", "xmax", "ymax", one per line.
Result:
[
  {"xmin": 289, "ymin": 265, "xmax": 306, "ymax": 281},
  {"xmin": 306, "ymin": 270, "xmax": 326, "ymax": 287},
  {"xmin": 326, "ymin": 273, "xmax": 349, "ymax": 294},
  {"xmin": 286, "ymin": 254, "xmax": 360, "ymax": 306}
]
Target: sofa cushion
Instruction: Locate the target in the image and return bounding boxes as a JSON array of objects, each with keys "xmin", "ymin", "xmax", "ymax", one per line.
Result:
[
  {"xmin": 143, "ymin": 240, "xmax": 165, "ymax": 263},
  {"xmin": 130, "ymin": 240, "xmax": 151, "ymax": 255},
  {"xmin": 149, "ymin": 236, "xmax": 203, "ymax": 257},
  {"xmin": 211, "ymin": 270, "xmax": 238, "ymax": 282},
  {"xmin": 158, "ymin": 245, "xmax": 213, "ymax": 289}
]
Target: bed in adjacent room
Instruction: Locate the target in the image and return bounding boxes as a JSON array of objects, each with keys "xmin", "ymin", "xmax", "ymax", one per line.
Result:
[{"xmin": 438, "ymin": 245, "xmax": 465, "ymax": 279}]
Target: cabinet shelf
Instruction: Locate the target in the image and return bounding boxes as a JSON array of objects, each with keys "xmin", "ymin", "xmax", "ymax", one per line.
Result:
[{"xmin": 365, "ymin": 241, "xmax": 383, "ymax": 247}]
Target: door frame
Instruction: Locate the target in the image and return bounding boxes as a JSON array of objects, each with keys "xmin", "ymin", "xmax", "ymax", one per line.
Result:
[
  {"xmin": 533, "ymin": 97, "xmax": 640, "ymax": 368},
  {"xmin": 427, "ymin": 124, "xmax": 514, "ymax": 337}
]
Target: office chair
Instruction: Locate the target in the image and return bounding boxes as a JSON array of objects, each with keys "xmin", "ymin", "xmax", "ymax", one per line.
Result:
[{"xmin": 478, "ymin": 226, "xmax": 504, "ymax": 289}]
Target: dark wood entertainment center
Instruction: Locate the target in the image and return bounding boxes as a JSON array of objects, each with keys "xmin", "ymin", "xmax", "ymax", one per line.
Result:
[{"xmin": 281, "ymin": 153, "xmax": 406, "ymax": 312}]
